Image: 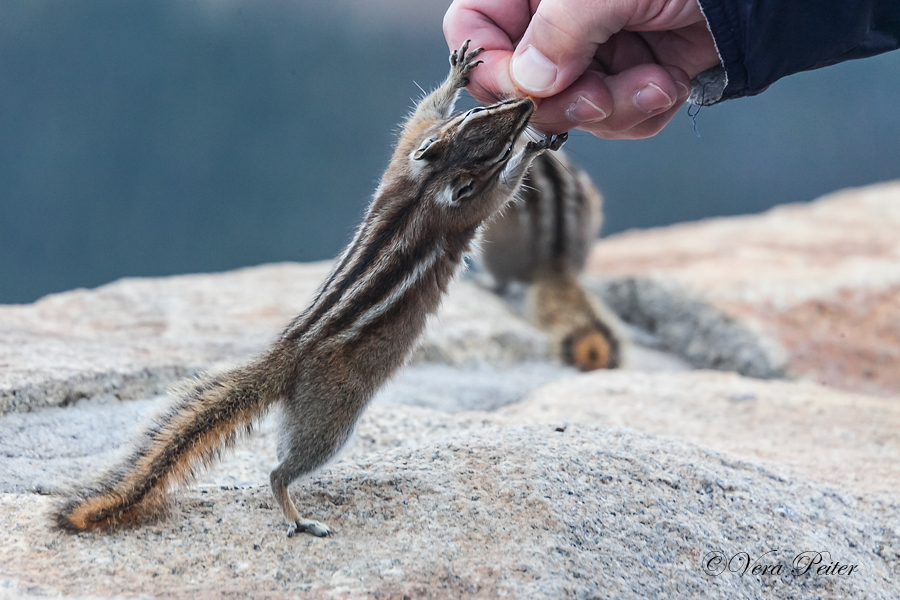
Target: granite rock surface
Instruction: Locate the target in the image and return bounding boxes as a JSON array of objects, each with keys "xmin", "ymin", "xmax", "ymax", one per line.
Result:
[
  {"xmin": 3, "ymin": 183, "xmax": 899, "ymax": 598},
  {"xmin": 3, "ymin": 420, "xmax": 898, "ymax": 599}
]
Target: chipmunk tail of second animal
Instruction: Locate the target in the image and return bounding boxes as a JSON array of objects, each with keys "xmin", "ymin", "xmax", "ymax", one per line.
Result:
[{"xmin": 525, "ymin": 269, "xmax": 629, "ymax": 370}]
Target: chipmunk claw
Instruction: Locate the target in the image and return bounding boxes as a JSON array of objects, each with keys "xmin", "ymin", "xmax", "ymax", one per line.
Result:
[
  {"xmin": 526, "ymin": 132, "xmax": 569, "ymax": 154},
  {"xmin": 450, "ymin": 40, "xmax": 484, "ymax": 87},
  {"xmin": 548, "ymin": 132, "xmax": 568, "ymax": 151}
]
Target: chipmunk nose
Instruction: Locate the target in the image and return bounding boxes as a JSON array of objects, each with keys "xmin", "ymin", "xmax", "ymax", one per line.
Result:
[{"xmin": 511, "ymin": 97, "xmax": 535, "ymax": 118}]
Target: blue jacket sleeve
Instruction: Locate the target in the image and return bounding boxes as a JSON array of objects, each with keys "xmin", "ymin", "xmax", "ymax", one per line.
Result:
[{"xmin": 693, "ymin": 0, "xmax": 900, "ymax": 104}]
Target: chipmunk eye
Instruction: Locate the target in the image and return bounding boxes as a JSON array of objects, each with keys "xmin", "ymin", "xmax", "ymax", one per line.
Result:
[
  {"xmin": 498, "ymin": 145, "xmax": 513, "ymax": 162},
  {"xmin": 462, "ymin": 106, "xmax": 487, "ymax": 122}
]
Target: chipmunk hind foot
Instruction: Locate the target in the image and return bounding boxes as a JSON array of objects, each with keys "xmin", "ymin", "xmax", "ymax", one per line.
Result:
[
  {"xmin": 270, "ymin": 448, "xmax": 336, "ymax": 538},
  {"xmin": 287, "ymin": 518, "xmax": 331, "ymax": 538}
]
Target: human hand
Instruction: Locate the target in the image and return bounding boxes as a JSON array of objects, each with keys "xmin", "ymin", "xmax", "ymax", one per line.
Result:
[{"xmin": 443, "ymin": 0, "xmax": 721, "ymax": 139}]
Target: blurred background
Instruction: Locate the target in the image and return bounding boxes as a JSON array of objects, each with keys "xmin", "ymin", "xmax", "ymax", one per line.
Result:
[{"xmin": 2, "ymin": 0, "xmax": 898, "ymax": 304}]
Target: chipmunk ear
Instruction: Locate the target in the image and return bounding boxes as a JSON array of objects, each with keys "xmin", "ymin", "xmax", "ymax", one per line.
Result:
[
  {"xmin": 413, "ymin": 136, "xmax": 443, "ymax": 161},
  {"xmin": 436, "ymin": 178, "xmax": 476, "ymax": 206},
  {"xmin": 454, "ymin": 180, "xmax": 475, "ymax": 201}
]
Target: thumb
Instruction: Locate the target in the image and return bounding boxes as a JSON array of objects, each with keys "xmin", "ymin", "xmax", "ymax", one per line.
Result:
[{"xmin": 510, "ymin": 0, "xmax": 628, "ymax": 96}]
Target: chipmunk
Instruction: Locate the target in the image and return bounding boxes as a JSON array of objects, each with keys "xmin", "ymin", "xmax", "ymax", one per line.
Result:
[
  {"xmin": 479, "ymin": 152, "xmax": 626, "ymax": 370},
  {"xmin": 53, "ymin": 42, "xmax": 566, "ymax": 538}
]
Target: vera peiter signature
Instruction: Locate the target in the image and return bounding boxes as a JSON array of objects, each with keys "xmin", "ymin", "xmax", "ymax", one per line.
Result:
[{"xmin": 703, "ymin": 550, "xmax": 859, "ymax": 578}]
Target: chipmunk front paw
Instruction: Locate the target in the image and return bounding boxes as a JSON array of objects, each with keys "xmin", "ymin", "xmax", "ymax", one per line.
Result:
[
  {"xmin": 287, "ymin": 518, "xmax": 331, "ymax": 538},
  {"xmin": 526, "ymin": 132, "xmax": 569, "ymax": 154},
  {"xmin": 449, "ymin": 40, "xmax": 484, "ymax": 88}
]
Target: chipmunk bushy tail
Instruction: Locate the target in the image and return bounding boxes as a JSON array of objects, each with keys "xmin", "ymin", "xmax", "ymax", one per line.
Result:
[{"xmin": 54, "ymin": 358, "xmax": 283, "ymax": 532}]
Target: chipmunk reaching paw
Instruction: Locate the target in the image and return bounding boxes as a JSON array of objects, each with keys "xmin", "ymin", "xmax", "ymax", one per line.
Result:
[{"xmin": 54, "ymin": 42, "xmax": 566, "ymax": 538}]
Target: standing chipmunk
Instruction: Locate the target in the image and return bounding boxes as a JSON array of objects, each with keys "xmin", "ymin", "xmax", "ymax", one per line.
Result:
[
  {"xmin": 479, "ymin": 152, "xmax": 626, "ymax": 370},
  {"xmin": 53, "ymin": 42, "xmax": 566, "ymax": 538}
]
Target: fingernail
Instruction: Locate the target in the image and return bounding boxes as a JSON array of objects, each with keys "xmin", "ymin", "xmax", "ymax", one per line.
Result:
[
  {"xmin": 512, "ymin": 46, "xmax": 557, "ymax": 93},
  {"xmin": 675, "ymin": 81, "xmax": 691, "ymax": 98},
  {"xmin": 567, "ymin": 96, "xmax": 608, "ymax": 123},
  {"xmin": 633, "ymin": 83, "xmax": 673, "ymax": 114}
]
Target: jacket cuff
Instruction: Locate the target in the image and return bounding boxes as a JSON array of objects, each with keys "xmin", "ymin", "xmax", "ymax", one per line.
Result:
[
  {"xmin": 693, "ymin": 0, "xmax": 900, "ymax": 105},
  {"xmin": 690, "ymin": 0, "xmax": 743, "ymax": 105}
]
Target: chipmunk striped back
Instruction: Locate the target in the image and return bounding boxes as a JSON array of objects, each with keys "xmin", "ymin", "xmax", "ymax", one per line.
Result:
[
  {"xmin": 480, "ymin": 151, "xmax": 602, "ymax": 287},
  {"xmin": 54, "ymin": 42, "xmax": 567, "ymax": 537}
]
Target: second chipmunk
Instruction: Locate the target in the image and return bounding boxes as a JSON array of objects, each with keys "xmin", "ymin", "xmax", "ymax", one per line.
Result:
[
  {"xmin": 479, "ymin": 152, "xmax": 627, "ymax": 371},
  {"xmin": 53, "ymin": 42, "xmax": 567, "ymax": 538}
]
